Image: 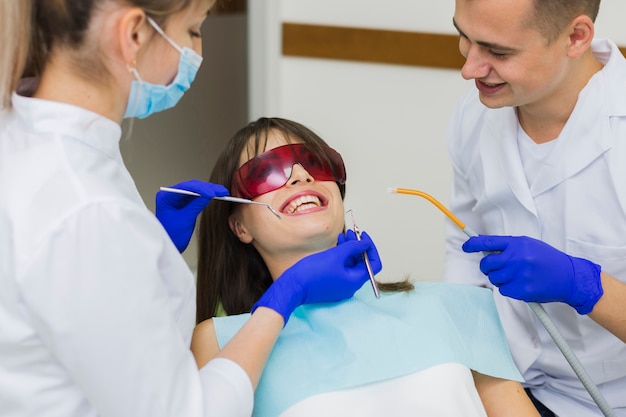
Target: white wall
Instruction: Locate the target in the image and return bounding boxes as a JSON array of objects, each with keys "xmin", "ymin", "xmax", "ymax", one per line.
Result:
[
  {"xmin": 122, "ymin": 14, "xmax": 248, "ymax": 270},
  {"xmin": 249, "ymin": 0, "xmax": 626, "ymax": 283}
]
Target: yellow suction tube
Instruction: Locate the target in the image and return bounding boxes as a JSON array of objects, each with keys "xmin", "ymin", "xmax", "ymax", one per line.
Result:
[
  {"xmin": 388, "ymin": 186, "xmax": 616, "ymax": 417},
  {"xmin": 389, "ymin": 188, "xmax": 465, "ymax": 229},
  {"xmin": 388, "ymin": 188, "xmax": 479, "ymax": 237}
]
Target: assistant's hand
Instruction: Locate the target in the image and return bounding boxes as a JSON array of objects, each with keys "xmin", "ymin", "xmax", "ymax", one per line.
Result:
[
  {"xmin": 155, "ymin": 179, "xmax": 229, "ymax": 253},
  {"xmin": 252, "ymin": 230, "xmax": 382, "ymax": 324},
  {"xmin": 463, "ymin": 235, "xmax": 603, "ymax": 314}
]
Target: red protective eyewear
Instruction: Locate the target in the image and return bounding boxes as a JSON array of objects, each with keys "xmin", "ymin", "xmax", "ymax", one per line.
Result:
[{"xmin": 231, "ymin": 143, "xmax": 346, "ymax": 199}]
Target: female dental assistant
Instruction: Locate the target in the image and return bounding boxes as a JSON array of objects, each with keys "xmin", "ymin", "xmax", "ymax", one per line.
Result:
[{"xmin": 0, "ymin": 1, "xmax": 373, "ymax": 416}]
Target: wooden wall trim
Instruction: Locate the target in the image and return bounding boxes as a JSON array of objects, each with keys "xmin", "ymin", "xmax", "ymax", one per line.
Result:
[
  {"xmin": 283, "ymin": 22, "xmax": 626, "ymax": 70},
  {"xmin": 283, "ymin": 23, "xmax": 465, "ymax": 70},
  {"xmin": 212, "ymin": 0, "xmax": 246, "ymax": 14}
]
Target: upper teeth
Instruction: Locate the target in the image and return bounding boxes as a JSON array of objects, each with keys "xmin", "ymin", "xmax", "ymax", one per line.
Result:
[{"xmin": 286, "ymin": 195, "xmax": 322, "ymax": 213}]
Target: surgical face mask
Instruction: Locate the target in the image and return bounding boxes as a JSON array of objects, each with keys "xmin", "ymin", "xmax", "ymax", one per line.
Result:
[{"xmin": 124, "ymin": 16, "xmax": 203, "ymax": 119}]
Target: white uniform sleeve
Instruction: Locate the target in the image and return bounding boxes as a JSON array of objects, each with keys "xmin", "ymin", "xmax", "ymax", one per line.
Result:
[
  {"xmin": 442, "ymin": 92, "xmax": 490, "ymax": 286},
  {"xmin": 201, "ymin": 359, "xmax": 254, "ymax": 417},
  {"xmin": 18, "ymin": 203, "xmax": 253, "ymax": 417}
]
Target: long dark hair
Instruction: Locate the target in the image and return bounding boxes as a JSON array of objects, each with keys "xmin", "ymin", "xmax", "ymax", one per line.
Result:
[{"xmin": 196, "ymin": 117, "xmax": 346, "ymax": 323}]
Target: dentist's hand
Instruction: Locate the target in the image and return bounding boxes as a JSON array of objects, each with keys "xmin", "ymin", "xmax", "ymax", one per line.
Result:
[
  {"xmin": 463, "ymin": 235, "xmax": 603, "ymax": 315},
  {"xmin": 252, "ymin": 230, "xmax": 382, "ymax": 324},
  {"xmin": 156, "ymin": 179, "xmax": 229, "ymax": 253}
]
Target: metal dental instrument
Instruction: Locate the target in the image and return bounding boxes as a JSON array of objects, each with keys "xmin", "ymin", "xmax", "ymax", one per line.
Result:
[
  {"xmin": 159, "ymin": 187, "xmax": 282, "ymax": 219},
  {"xmin": 346, "ymin": 210, "xmax": 380, "ymax": 298},
  {"xmin": 388, "ymin": 187, "xmax": 616, "ymax": 417}
]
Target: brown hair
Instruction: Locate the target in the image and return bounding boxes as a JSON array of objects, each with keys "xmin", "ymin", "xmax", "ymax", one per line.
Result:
[{"xmin": 528, "ymin": 0, "xmax": 600, "ymax": 43}]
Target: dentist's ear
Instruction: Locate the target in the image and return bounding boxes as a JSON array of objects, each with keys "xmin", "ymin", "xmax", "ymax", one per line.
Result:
[
  {"xmin": 228, "ymin": 214, "xmax": 253, "ymax": 244},
  {"xmin": 116, "ymin": 8, "xmax": 152, "ymax": 65},
  {"xmin": 565, "ymin": 14, "xmax": 595, "ymax": 59}
]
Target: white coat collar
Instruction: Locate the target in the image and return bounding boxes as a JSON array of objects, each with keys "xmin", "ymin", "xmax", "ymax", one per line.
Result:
[
  {"xmin": 479, "ymin": 107, "xmax": 538, "ymax": 217},
  {"xmin": 480, "ymin": 39, "xmax": 624, "ymax": 214},
  {"xmin": 11, "ymin": 84, "xmax": 122, "ymax": 160},
  {"xmin": 530, "ymin": 39, "xmax": 622, "ymax": 197}
]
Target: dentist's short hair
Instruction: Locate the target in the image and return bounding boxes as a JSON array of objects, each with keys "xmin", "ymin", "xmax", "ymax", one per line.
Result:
[{"xmin": 529, "ymin": 0, "xmax": 600, "ymax": 43}]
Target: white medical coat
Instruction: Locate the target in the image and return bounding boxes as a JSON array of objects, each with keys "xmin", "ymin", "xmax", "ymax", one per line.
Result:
[
  {"xmin": 443, "ymin": 39, "xmax": 626, "ymax": 417},
  {"xmin": 0, "ymin": 93, "xmax": 253, "ymax": 417}
]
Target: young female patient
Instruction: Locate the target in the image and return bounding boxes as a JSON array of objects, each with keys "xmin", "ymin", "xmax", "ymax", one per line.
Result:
[{"xmin": 191, "ymin": 117, "xmax": 539, "ymax": 417}]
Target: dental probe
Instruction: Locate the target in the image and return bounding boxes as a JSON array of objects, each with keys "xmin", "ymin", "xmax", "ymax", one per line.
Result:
[
  {"xmin": 388, "ymin": 187, "xmax": 616, "ymax": 417},
  {"xmin": 346, "ymin": 210, "xmax": 380, "ymax": 298},
  {"xmin": 159, "ymin": 187, "xmax": 282, "ymax": 219}
]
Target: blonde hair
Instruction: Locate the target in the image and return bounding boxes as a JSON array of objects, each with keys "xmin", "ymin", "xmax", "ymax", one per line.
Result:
[
  {"xmin": 0, "ymin": 0, "xmax": 31, "ymax": 109},
  {"xmin": 0, "ymin": 0, "xmax": 195, "ymax": 109}
]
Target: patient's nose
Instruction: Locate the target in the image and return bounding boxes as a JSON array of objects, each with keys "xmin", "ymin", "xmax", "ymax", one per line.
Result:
[{"xmin": 287, "ymin": 163, "xmax": 314, "ymax": 185}]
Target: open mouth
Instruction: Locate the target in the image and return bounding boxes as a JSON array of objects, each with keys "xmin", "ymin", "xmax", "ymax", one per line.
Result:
[
  {"xmin": 481, "ymin": 81, "xmax": 503, "ymax": 87},
  {"xmin": 281, "ymin": 192, "xmax": 328, "ymax": 214},
  {"xmin": 476, "ymin": 79, "xmax": 506, "ymax": 93}
]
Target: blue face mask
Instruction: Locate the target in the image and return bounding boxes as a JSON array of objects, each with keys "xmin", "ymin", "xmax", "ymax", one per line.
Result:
[{"xmin": 124, "ymin": 16, "xmax": 203, "ymax": 119}]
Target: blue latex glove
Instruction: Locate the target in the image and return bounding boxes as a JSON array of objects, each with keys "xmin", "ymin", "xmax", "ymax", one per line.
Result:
[
  {"xmin": 462, "ymin": 235, "xmax": 603, "ymax": 315},
  {"xmin": 155, "ymin": 179, "xmax": 229, "ymax": 253},
  {"xmin": 252, "ymin": 230, "xmax": 382, "ymax": 324}
]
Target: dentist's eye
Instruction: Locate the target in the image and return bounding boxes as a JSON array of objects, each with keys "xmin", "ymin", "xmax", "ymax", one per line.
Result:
[
  {"xmin": 490, "ymin": 50, "xmax": 508, "ymax": 59},
  {"xmin": 190, "ymin": 30, "xmax": 202, "ymax": 38}
]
